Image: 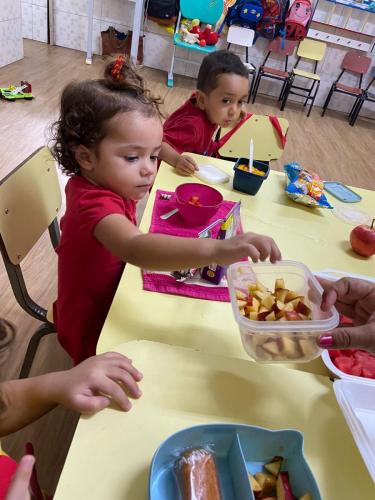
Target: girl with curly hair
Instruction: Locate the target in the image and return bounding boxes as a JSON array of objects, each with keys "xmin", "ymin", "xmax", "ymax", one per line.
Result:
[{"xmin": 51, "ymin": 57, "xmax": 281, "ymax": 364}]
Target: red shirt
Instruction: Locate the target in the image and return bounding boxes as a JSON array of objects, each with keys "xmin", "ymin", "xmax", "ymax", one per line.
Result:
[
  {"xmin": 55, "ymin": 176, "xmax": 136, "ymax": 364},
  {"xmin": 0, "ymin": 453, "xmax": 17, "ymax": 499},
  {"xmin": 163, "ymin": 95, "xmax": 218, "ymax": 155}
]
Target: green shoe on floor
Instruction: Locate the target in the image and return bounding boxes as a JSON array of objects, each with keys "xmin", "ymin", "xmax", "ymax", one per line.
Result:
[{"xmin": 0, "ymin": 81, "xmax": 34, "ymax": 101}]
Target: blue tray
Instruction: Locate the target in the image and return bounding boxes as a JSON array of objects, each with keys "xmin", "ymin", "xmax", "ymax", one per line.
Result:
[{"xmin": 148, "ymin": 423, "xmax": 322, "ymax": 500}]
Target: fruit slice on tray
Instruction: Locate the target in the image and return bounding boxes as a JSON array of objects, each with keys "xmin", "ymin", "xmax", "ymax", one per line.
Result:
[{"xmin": 248, "ymin": 456, "xmax": 312, "ymax": 500}]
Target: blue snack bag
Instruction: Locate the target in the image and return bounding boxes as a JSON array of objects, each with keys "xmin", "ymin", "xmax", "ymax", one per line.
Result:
[{"xmin": 284, "ymin": 163, "xmax": 333, "ymax": 209}]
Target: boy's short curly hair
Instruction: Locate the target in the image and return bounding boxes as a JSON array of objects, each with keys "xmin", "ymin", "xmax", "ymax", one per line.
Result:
[
  {"xmin": 50, "ymin": 59, "xmax": 163, "ymax": 176},
  {"xmin": 197, "ymin": 50, "xmax": 249, "ymax": 95}
]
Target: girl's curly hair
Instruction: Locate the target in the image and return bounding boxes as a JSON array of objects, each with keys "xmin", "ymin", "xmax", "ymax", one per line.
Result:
[{"xmin": 50, "ymin": 58, "xmax": 163, "ymax": 176}]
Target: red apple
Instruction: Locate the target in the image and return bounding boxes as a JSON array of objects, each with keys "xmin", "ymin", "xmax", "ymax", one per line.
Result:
[{"xmin": 350, "ymin": 219, "xmax": 375, "ymax": 257}]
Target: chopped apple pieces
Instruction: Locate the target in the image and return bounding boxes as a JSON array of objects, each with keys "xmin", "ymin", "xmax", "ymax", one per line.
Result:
[
  {"xmin": 236, "ymin": 279, "xmax": 312, "ymax": 322},
  {"xmin": 264, "ymin": 456, "xmax": 283, "ymax": 477},
  {"xmin": 248, "ymin": 472, "xmax": 262, "ymax": 492},
  {"xmin": 247, "ymin": 334, "xmax": 319, "ymax": 362},
  {"xmin": 247, "ymin": 456, "xmax": 312, "ymax": 500}
]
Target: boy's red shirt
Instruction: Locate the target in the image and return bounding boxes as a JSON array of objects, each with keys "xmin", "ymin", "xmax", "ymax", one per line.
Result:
[
  {"xmin": 54, "ymin": 176, "xmax": 136, "ymax": 364},
  {"xmin": 163, "ymin": 95, "xmax": 218, "ymax": 155}
]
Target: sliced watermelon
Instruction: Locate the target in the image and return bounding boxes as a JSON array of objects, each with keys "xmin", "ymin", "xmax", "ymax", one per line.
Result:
[
  {"xmin": 332, "ymin": 349, "xmax": 375, "ymax": 379},
  {"xmin": 362, "ymin": 367, "xmax": 375, "ymax": 379},
  {"xmin": 353, "ymin": 350, "xmax": 372, "ymax": 363},
  {"xmin": 348, "ymin": 363, "xmax": 362, "ymax": 377},
  {"xmin": 328, "ymin": 349, "xmax": 341, "ymax": 361},
  {"xmin": 339, "ymin": 314, "xmax": 354, "ymax": 325},
  {"xmin": 335, "ymin": 356, "xmax": 355, "ymax": 374}
]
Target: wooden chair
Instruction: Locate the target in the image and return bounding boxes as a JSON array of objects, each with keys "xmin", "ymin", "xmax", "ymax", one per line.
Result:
[
  {"xmin": 252, "ymin": 37, "xmax": 297, "ymax": 104},
  {"xmin": 322, "ymin": 51, "xmax": 371, "ymax": 117},
  {"xmin": 280, "ymin": 39, "xmax": 326, "ymax": 117},
  {"xmin": 349, "ymin": 66, "xmax": 375, "ymax": 126},
  {"xmin": 0, "ymin": 147, "xmax": 61, "ymax": 378}
]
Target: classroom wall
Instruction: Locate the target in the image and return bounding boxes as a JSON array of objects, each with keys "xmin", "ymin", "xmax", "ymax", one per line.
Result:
[
  {"xmin": 21, "ymin": 0, "xmax": 48, "ymax": 43},
  {"xmin": 0, "ymin": 0, "xmax": 23, "ymax": 68},
  {"xmin": 25, "ymin": 0, "xmax": 375, "ymax": 117}
]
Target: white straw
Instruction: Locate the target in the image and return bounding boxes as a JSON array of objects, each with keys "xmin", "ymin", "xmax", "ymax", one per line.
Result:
[{"xmin": 249, "ymin": 139, "xmax": 254, "ymax": 172}]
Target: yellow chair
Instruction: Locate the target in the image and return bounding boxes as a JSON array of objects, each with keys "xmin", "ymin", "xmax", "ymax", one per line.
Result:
[
  {"xmin": 0, "ymin": 147, "xmax": 61, "ymax": 378},
  {"xmin": 218, "ymin": 114, "xmax": 289, "ymax": 162},
  {"xmin": 280, "ymin": 38, "xmax": 326, "ymax": 117}
]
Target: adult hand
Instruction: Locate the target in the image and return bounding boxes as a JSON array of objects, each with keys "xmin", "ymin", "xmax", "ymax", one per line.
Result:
[
  {"xmin": 53, "ymin": 352, "xmax": 143, "ymax": 413},
  {"xmin": 175, "ymin": 155, "xmax": 199, "ymax": 176},
  {"xmin": 5, "ymin": 455, "xmax": 34, "ymax": 500},
  {"xmin": 318, "ymin": 277, "xmax": 375, "ymax": 354}
]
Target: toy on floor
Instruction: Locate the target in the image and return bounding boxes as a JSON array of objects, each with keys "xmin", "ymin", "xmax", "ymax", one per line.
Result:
[
  {"xmin": 0, "ymin": 81, "xmax": 34, "ymax": 101},
  {"xmin": 187, "ymin": 18, "xmax": 219, "ymax": 47}
]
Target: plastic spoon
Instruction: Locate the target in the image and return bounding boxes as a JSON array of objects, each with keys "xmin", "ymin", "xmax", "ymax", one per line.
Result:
[
  {"xmin": 249, "ymin": 139, "xmax": 254, "ymax": 173},
  {"xmin": 160, "ymin": 208, "xmax": 178, "ymax": 220}
]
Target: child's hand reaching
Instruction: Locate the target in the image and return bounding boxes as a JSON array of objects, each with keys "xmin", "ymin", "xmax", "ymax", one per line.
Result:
[
  {"xmin": 53, "ymin": 352, "xmax": 143, "ymax": 414},
  {"xmin": 175, "ymin": 154, "xmax": 199, "ymax": 176},
  {"xmin": 215, "ymin": 232, "xmax": 281, "ymax": 265}
]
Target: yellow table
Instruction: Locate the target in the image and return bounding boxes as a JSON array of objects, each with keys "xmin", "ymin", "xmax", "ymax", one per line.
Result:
[
  {"xmin": 97, "ymin": 154, "xmax": 374, "ymax": 375},
  {"xmin": 55, "ymin": 340, "xmax": 374, "ymax": 499},
  {"xmin": 218, "ymin": 114, "xmax": 289, "ymax": 161}
]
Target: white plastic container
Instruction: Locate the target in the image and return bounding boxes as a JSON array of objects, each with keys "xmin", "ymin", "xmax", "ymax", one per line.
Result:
[
  {"xmin": 194, "ymin": 164, "xmax": 230, "ymax": 185},
  {"xmin": 227, "ymin": 261, "xmax": 340, "ymax": 363},
  {"xmin": 333, "ymin": 378, "xmax": 375, "ymax": 482},
  {"xmin": 321, "ymin": 350, "xmax": 375, "ymax": 387}
]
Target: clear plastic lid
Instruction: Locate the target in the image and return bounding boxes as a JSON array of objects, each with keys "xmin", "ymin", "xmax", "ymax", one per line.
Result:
[
  {"xmin": 227, "ymin": 260, "xmax": 340, "ymax": 333},
  {"xmin": 194, "ymin": 164, "xmax": 230, "ymax": 185}
]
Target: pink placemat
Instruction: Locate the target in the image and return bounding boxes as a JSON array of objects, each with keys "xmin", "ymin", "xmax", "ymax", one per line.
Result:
[{"xmin": 142, "ymin": 189, "xmax": 239, "ymax": 301}]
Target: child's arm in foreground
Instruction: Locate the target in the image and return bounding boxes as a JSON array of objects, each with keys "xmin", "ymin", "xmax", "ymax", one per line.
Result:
[
  {"xmin": 159, "ymin": 142, "xmax": 198, "ymax": 176},
  {"xmin": 0, "ymin": 353, "xmax": 142, "ymax": 437},
  {"xmin": 94, "ymin": 215, "xmax": 281, "ymax": 270}
]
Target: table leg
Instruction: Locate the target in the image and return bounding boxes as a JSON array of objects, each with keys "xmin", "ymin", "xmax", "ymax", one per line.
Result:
[
  {"xmin": 131, "ymin": 0, "xmax": 144, "ymax": 64},
  {"xmin": 86, "ymin": 0, "xmax": 94, "ymax": 65}
]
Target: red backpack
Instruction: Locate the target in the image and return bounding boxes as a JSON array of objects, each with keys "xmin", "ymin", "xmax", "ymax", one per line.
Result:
[
  {"xmin": 257, "ymin": 0, "xmax": 290, "ymax": 40},
  {"xmin": 285, "ymin": 0, "xmax": 312, "ymax": 41}
]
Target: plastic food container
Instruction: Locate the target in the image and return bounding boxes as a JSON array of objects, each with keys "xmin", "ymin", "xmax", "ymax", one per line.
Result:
[
  {"xmin": 233, "ymin": 158, "xmax": 269, "ymax": 195},
  {"xmin": 321, "ymin": 350, "xmax": 375, "ymax": 384},
  {"xmin": 149, "ymin": 423, "xmax": 321, "ymax": 500},
  {"xmin": 175, "ymin": 182, "xmax": 223, "ymax": 225},
  {"xmin": 194, "ymin": 164, "xmax": 230, "ymax": 185},
  {"xmin": 333, "ymin": 378, "xmax": 375, "ymax": 482},
  {"xmin": 227, "ymin": 261, "xmax": 340, "ymax": 363}
]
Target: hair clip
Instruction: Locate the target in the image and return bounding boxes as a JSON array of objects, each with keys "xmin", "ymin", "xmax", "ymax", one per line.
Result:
[{"xmin": 111, "ymin": 54, "xmax": 125, "ymax": 80}]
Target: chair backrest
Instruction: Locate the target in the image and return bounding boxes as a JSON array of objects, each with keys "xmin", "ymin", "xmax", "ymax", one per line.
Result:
[
  {"xmin": 0, "ymin": 147, "xmax": 61, "ymax": 265},
  {"xmin": 269, "ymin": 37, "xmax": 296, "ymax": 57},
  {"xmin": 227, "ymin": 26, "xmax": 255, "ymax": 47},
  {"xmin": 341, "ymin": 52, "xmax": 371, "ymax": 75},
  {"xmin": 219, "ymin": 114, "xmax": 289, "ymax": 161},
  {"xmin": 180, "ymin": 0, "xmax": 224, "ymax": 25},
  {"xmin": 297, "ymin": 39, "xmax": 326, "ymax": 62}
]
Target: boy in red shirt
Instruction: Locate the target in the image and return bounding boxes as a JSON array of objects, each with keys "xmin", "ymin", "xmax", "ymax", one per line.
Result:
[{"xmin": 160, "ymin": 50, "xmax": 250, "ymax": 175}]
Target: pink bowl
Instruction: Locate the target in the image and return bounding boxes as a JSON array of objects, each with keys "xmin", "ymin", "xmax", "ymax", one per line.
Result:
[{"xmin": 175, "ymin": 183, "xmax": 223, "ymax": 225}]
